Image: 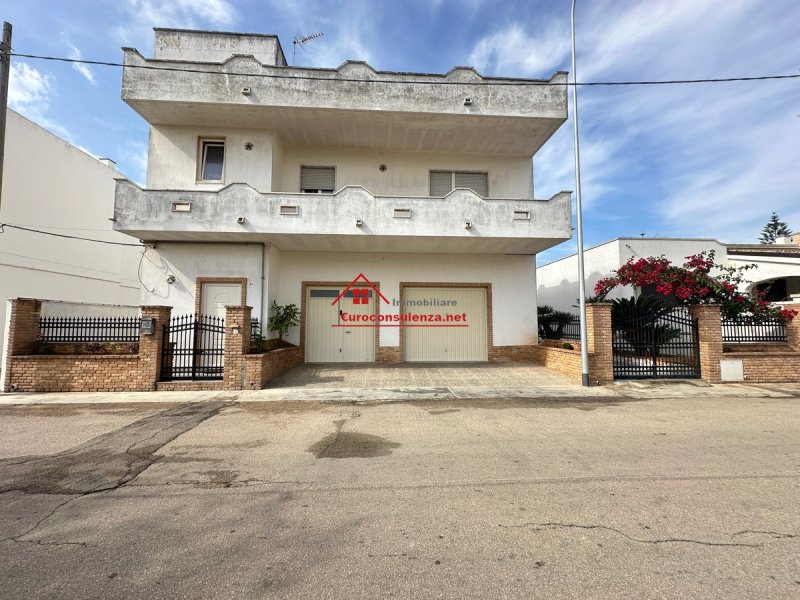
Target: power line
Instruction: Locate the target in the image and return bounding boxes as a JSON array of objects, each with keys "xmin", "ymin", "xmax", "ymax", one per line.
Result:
[
  {"xmin": 10, "ymin": 51, "xmax": 800, "ymax": 87},
  {"xmin": 0, "ymin": 223, "xmax": 145, "ymax": 247}
]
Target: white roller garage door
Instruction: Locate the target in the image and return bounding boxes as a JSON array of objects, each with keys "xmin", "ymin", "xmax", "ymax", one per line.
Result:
[
  {"xmin": 305, "ymin": 287, "xmax": 375, "ymax": 363},
  {"xmin": 404, "ymin": 287, "xmax": 488, "ymax": 362}
]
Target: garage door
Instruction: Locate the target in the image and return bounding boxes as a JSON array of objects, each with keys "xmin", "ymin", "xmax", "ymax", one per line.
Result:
[
  {"xmin": 404, "ymin": 287, "xmax": 488, "ymax": 362},
  {"xmin": 305, "ymin": 287, "xmax": 375, "ymax": 363}
]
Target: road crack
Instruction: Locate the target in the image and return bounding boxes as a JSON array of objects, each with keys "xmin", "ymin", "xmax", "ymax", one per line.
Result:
[{"xmin": 499, "ymin": 522, "xmax": 762, "ymax": 548}]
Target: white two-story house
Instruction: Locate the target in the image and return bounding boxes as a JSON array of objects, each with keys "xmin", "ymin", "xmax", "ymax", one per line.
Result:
[{"xmin": 113, "ymin": 28, "xmax": 571, "ymax": 364}]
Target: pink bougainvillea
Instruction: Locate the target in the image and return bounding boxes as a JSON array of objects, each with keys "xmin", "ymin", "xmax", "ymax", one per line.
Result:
[{"xmin": 594, "ymin": 250, "xmax": 796, "ymax": 323}]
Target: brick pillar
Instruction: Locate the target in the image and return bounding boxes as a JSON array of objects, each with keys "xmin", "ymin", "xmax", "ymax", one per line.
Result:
[
  {"xmin": 3, "ymin": 298, "xmax": 42, "ymax": 392},
  {"xmin": 784, "ymin": 303, "xmax": 800, "ymax": 351},
  {"xmin": 224, "ymin": 305, "xmax": 252, "ymax": 390},
  {"xmin": 138, "ymin": 305, "xmax": 172, "ymax": 391},
  {"xmin": 689, "ymin": 304, "xmax": 723, "ymax": 384},
  {"xmin": 585, "ymin": 303, "xmax": 613, "ymax": 385}
]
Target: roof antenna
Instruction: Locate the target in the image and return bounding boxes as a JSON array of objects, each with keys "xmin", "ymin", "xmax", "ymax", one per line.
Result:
[{"xmin": 292, "ymin": 31, "xmax": 324, "ymax": 66}]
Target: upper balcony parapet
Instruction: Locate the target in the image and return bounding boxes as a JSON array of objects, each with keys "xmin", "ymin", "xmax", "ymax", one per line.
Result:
[
  {"xmin": 113, "ymin": 179, "xmax": 572, "ymax": 254},
  {"xmin": 122, "ymin": 46, "xmax": 567, "ymax": 120}
]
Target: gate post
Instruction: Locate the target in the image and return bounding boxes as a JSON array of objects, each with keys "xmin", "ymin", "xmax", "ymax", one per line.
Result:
[
  {"xmin": 3, "ymin": 298, "xmax": 42, "ymax": 392},
  {"xmin": 785, "ymin": 303, "xmax": 800, "ymax": 351},
  {"xmin": 138, "ymin": 305, "xmax": 172, "ymax": 391},
  {"xmin": 585, "ymin": 303, "xmax": 613, "ymax": 385},
  {"xmin": 689, "ymin": 304, "xmax": 722, "ymax": 383},
  {"xmin": 224, "ymin": 305, "xmax": 252, "ymax": 390}
]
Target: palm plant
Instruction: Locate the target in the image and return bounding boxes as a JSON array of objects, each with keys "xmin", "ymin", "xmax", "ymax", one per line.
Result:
[{"xmin": 611, "ymin": 296, "xmax": 681, "ymax": 357}]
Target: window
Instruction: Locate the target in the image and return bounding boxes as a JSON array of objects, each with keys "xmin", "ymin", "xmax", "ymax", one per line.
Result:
[
  {"xmin": 429, "ymin": 170, "xmax": 489, "ymax": 197},
  {"xmin": 198, "ymin": 139, "xmax": 225, "ymax": 181},
  {"xmin": 300, "ymin": 166, "xmax": 335, "ymax": 193}
]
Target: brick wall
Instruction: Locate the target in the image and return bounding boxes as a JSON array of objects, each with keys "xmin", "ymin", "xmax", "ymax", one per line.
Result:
[
  {"xmin": 736, "ymin": 352, "xmax": 800, "ymax": 383},
  {"xmin": 690, "ymin": 305, "xmax": 723, "ymax": 383},
  {"xmin": 223, "ymin": 305, "xmax": 253, "ymax": 391},
  {"xmin": 244, "ymin": 346, "xmax": 304, "ymax": 389},
  {"xmin": 8, "ymin": 355, "xmax": 141, "ymax": 392},
  {"xmin": 376, "ymin": 346, "xmax": 402, "ymax": 363}
]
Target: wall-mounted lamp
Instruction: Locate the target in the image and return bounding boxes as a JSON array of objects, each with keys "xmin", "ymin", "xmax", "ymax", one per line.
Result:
[
  {"xmin": 237, "ymin": 216, "xmax": 246, "ymax": 225},
  {"xmin": 231, "ymin": 325, "xmax": 241, "ymax": 335},
  {"xmin": 463, "ymin": 97, "xmax": 473, "ymax": 106},
  {"xmin": 355, "ymin": 219, "xmax": 364, "ymax": 227},
  {"xmin": 166, "ymin": 274, "xmax": 176, "ymax": 285},
  {"xmin": 241, "ymin": 87, "xmax": 252, "ymax": 96},
  {"xmin": 464, "ymin": 221, "xmax": 473, "ymax": 230},
  {"xmin": 244, "ymin": 141, "xmax": 254, "ymax": 150}
]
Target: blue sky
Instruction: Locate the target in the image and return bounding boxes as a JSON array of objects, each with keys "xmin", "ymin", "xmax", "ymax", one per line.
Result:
[{"xmin": 4, "ymin": 0, "xmax": 799, "ymax": 263}]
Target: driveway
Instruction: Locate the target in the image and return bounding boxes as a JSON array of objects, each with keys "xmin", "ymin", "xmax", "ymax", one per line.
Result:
[
  {"xmin": 0, "ymin": 394, "xmax": 798, "ymax": 598},
  {"xmin": 268, "ymin": 361, "xmax": 579, "ymax": 388}
]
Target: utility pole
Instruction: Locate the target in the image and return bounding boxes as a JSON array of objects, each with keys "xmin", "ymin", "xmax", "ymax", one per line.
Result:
[{"xmin": 0, "ymin": 22, "xmax": 12, "ymax": 216}]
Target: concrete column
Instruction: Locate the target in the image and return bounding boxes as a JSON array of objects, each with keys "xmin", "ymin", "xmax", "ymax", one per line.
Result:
[
  {"xmin": 138, "ymin": 305, "xmax": 172, "ymax": 391},
  {"xmin": 689, "ymin": 304, "xmax": 723, "ymax": 384},
  {"xmin": 585, "ymin": 303, "xmax": 613, "ymax": 385},
  {"xmin": 784, "ymin": 303, "xmax": 800, "ymax": 351},
  {"xmin": 224, "ymin": 305, "xmax": 252, "ymax": 390},
  {"xmin": 3, "ymin": 298, "xmax": 42, "ymax": 392}
]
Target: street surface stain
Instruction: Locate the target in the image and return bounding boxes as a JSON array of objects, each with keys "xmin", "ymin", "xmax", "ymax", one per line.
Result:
[{"xmin": 309, "ymin": 419, "xmax": 400, "ymax": 459}]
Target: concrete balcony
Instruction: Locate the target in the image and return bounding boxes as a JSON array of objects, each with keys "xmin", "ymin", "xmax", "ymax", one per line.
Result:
[
  {"xmin": 121, "ymin": 48, "xmax": 567, "ymax": 156},
  {"xmin": 113, "ymin": 179, "xmax": 572, "ymax": 254}
]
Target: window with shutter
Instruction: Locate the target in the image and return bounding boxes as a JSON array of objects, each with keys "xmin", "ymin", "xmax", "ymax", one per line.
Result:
[
  {"xmin": 429, "ymin": 170, "xmax": 489, "ymax": 197},
  {"xmin": 454, "ymin": 171, "xmax": 489, "ymax": 197},
  {"xmin": 429, "ymin": 171, "xmax": 453, "ymax": 197},
  {"xmin": 198, "ymin": 139, "xmax": 225, "ymax": 181},
  {"xmin": 300, "ymin": 166, "xmax": 335, "ymax": 193}
]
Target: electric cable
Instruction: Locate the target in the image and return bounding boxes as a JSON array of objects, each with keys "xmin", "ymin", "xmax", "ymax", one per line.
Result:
[{"xmin": 10, "ymin": 51, "xmax": 800, "ymax": 87}]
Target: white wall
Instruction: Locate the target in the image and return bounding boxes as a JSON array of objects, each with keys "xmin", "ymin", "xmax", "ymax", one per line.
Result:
[
  {"xmin": 279, "ymin": 146, "xmax": 533, "ymax": 198},
  {"xmin": 276, "ymin": 251, "xmax": 538, "ymax": 347},
  {"xmin": 140, "ymin": 246, "xmax": 538, "ymax": 348},
  {"xmin": 147, "ymin": 125, "xmax": 279, "ymax": 192},
  {"xmin": 138, "ymin": 243, "xmax": 265, "ymax": 320},
  {"xmin": 537, "ymin": 238, "xmax": 728, "ymax": 312},
  {"xmin": 146, "ymin": 129, "xmax": 535, "ymax": 199},
  {"xmin": 153, "ymin": 30, "xmax": 285, "ymax": 66},
  {"xmin": 0, "ymin": 110, "xmax": 141, "ymax": 367}
]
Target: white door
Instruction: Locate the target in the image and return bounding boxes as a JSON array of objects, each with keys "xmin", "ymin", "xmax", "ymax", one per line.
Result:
[
  {"xmin": 201, "ymin": 283, "xmax": 241, "ymax": 318},
  {"xmin": 404, "ymin": 287, "xmax": 488, "ymax": 362},
  {"xmin": 305, "ymin": 287, "xmax": 375, "ymax": 363}
]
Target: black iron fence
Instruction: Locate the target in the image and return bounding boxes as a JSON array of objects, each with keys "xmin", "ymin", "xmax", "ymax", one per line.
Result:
[
  {"xmin": 161, "ymin": 314, "xmax": 225, "ymax": 381},
  {"xmin": 539, "ymin": 316, "xmax": 581, "ymax": 341},
  {"xmin": 251, "ymin": 318, "xmax": 261, "ymax": 341},
  {"xmin": 721, "ymin": 317, "xmax": 787, "ymax": 343},
  {"xmin": 38, "ymin": 316, "xmax": 140, "ymax": 342}
]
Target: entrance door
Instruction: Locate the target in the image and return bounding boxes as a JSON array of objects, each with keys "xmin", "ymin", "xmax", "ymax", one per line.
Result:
[
  {"xmin": 404, "ymin": 287, "xmax": 488, "ymax": 362},
  {"xmin": 201, "ymin": 283, "xmax": 241, "ymax": 319},
  {"xmin": 305, "ymin": 287, "xmax": 375, "ymax": 362}
]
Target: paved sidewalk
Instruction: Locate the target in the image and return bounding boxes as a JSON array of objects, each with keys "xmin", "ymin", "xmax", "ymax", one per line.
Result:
[{"xmin": 1, "ymin": 379, "xmax": 798, "ymax": 405}]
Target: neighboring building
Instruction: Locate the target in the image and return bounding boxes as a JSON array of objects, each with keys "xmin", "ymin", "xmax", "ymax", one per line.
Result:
[
  {"xmin": 537, "ymin": 235, "xmax": 800, "ymax": 312},
  {"xmin": 113, "ymin": 28, "xmax": 572, "ymax": 363},
  {"xmin": 0, "ymin": 109, "xmax": 141, "ymax": 367}
]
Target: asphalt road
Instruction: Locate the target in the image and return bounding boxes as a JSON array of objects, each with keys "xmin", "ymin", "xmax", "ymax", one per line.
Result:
[{"xmin": 0, "ymin": 395, "xmax": 798, "ymax": 599}]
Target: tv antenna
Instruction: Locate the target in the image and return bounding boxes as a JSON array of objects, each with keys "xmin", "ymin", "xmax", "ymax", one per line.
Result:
[{"xmin": 292, "ymin": 31, "xmax": 324, "ymax": 66}]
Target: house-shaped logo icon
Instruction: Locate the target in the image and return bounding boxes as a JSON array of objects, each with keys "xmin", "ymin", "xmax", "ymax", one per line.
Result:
[{"xmin": 332, "ymin": 273, "xmax": 390, "ymax": 305}]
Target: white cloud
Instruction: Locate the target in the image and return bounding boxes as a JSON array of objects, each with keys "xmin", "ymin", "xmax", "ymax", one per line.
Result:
[
  {"xmin": 8, "ymin": 63, "xmax": 53, "ymax": 110},
  {"xmin": 469, "ymin": 0, "xmax": 800, "ymax": 247},
  {"xmin": 66, "ymin": 42, "xmax": 96, "ymax": 85},
  {"xmin": 115, "ymin": 0, "xmax": 236, "ymax": 48},
  {"xmin": 7, "ymin": 63, "xmax": 73, "ymax": 140},
  {"xmin": 468, "ymin": 23, "xmax": 569, "ymax": 78}
]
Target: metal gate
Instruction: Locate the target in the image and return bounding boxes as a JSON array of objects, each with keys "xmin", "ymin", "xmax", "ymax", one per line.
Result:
[
  {"xmin": 612, "ymin": 306, "xmax": 700, "ymax": 379},
  {"xmin": 161, "ymin": 314, "xmax": 225, "ymax": 381}
]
